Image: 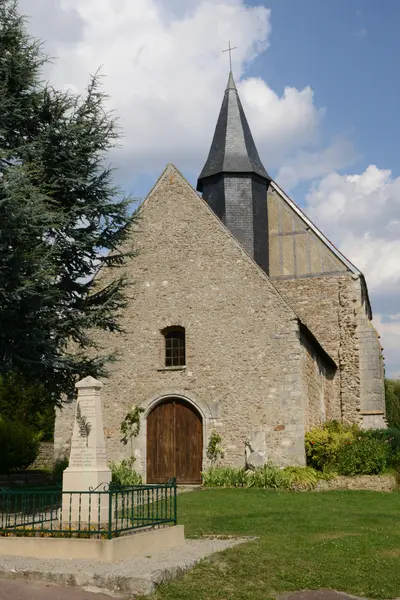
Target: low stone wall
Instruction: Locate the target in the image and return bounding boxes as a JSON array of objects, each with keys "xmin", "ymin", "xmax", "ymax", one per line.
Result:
[
  {"xmin": 315, "ymin": 474, "xmax": 397, "ymax": 492},
  {"xmin": 29, "ymin": 442, "xmax": 54, "ymax": 471},
  {"xmin": 0, "ymin": 473, "xmax": 54, "ymax": 487}
]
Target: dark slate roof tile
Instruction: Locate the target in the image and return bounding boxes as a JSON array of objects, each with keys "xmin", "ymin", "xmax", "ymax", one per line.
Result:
[{"xmin": 197, "ymin": 72, "xmax": 270, "ymax": 190}]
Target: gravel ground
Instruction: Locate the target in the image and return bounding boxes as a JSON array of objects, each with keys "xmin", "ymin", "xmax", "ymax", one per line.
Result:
[{"xmin": 0, "ymin": 537, "xmax": 253, "ymax": 598}]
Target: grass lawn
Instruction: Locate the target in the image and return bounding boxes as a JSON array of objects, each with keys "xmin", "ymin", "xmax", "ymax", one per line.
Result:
[{"xmin": 142, "ymin": 489, "xmax": 400, "ymax": 600}]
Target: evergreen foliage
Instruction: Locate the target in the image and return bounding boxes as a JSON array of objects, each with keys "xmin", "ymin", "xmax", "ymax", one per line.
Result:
[
  {"xmin": 0, "ymin": 1, "xmax": 135, "ymax": 400},
  {"xmin": 0, "ymin": 414, "xmax": 40, "ymax": 472},
  {"xmin": 385, "ymin": 378, "xmax": 400, "ymax": 428},
  {"xmin": 0, "ymin": 373, "xmax": 54, "ymax": 440}
]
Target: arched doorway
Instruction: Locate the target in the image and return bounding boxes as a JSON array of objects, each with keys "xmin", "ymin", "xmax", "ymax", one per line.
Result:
[{"xmin": 146, "ymin": 398, "xmax": 203, "ymax": 484}]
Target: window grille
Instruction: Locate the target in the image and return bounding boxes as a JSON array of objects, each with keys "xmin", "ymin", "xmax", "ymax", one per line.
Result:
[{"xmin": 163, "ymin": 327, "xmax": 186, "ymax": 367}]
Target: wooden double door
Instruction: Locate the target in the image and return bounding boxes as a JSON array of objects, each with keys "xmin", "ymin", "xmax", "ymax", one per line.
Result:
[{"xmin": 146, "ymin": 398, "xmax": 203, "ymax": 484}]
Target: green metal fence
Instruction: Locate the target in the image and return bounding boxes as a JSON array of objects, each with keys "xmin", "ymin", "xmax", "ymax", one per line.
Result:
[{"xmin": 0, "ymin": 479, "xmax": 177, "ymax": 539}]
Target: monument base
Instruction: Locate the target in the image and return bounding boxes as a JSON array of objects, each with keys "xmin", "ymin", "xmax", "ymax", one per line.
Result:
[
  {"xmin": 62, "ymin": 467, "xmax": 112, "ymax": 525},
  {"xmin": 62, "ymin": 467, "xmax": 112, "ymax": 492},
  {"xmin": 0, "ymin": 525, "xmax": 185, "ymax": 562}
]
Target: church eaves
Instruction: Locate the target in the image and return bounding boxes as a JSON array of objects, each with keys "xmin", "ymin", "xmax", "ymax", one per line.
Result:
[{"xmin": 196, "ymin": 72, "xmax": 271, "ymax": 186}]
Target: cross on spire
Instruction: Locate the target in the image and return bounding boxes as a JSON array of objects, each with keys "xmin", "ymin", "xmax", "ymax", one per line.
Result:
[{"xmin": 222, "ymin": 41, "xmax": 237, "ymax": 73}]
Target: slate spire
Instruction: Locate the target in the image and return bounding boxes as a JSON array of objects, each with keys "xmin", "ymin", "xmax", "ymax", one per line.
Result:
[
  {"xmin": 197, "ymin": 72, "xmax": 270, "ymax": 184},
  {"xmin": 197, "ymin": 72, "xmax": 271, "ymax": 274}
]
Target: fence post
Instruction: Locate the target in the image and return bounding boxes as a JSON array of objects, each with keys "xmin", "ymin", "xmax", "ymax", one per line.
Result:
[
  {"xmin": 173, "ymin": 478, "xmax": 177, "ymax": 525},
  {"xmin": 108, "ymin": 489, "xmax": 113, "ymax": 540}
]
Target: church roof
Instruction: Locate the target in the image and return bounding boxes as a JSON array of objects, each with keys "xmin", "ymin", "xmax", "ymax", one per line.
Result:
[
  {"xmin": 270, "ymin": 180, "xmax": 372, "ymax": 319},
  {"xmin": 197, "ymin": 72, "xmax": 271, "ymax": 190}
]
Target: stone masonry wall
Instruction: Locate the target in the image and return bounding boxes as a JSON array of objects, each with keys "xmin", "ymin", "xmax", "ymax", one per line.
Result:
[
  {"xmin": 337, "ymin": 277, "xmax": 361, "ymax": 424},
  {"xmin": 300, "ymin": 335, "xmax": 336, "ymax": 430},
  {"xmin": 55, "ymin": 165, "xmax": 310, "ymax": 474},
  {"xmin": 29, "ymin": 442, "xmax": 55, "ymax": 470},
  {"xmin": 274, "ymin": 276, "xmax": 342, "ymax": 418},
  {"xmin": 54, "ymin": 399, "xmax": 74, "ymax": 464},
  {"xmin": 358, "ymin": 311, "xmax": 386, "ymax": 428},
  {"xmin": 275, "ymin": 274, "xmax": 385, "ymax": 427},
  {"xmin": 315, "ymin": 475, "xmax": 396, "ymax": 492}
]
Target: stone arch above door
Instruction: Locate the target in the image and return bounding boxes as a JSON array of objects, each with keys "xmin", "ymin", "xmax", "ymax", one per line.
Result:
[
  {"xmin": 136, "ymin": 390, "xmax": 218, "ymax": 484},
  {"xmin": 146, "ymin": 397, "xmax": 203, "ymax": 484}
]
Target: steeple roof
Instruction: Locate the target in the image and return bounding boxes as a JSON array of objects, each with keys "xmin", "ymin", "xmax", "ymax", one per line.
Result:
[{"xmin": 197, "ymin": 72, "xmax": 270, "ymax": 191}]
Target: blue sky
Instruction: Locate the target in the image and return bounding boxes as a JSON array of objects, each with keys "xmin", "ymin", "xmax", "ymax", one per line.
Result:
[
  {"xmin": 249, "ymin": 0, "xmax": 400, "ymax": 184},
  {"xmin": 21, "ymin": 0, "xmax": 400, "ymax": 376}
]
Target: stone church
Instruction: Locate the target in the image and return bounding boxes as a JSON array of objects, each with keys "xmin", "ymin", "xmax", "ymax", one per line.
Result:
[{"xmin": 55, "ymin": 72, "xmax": 386, "ymax": 484}]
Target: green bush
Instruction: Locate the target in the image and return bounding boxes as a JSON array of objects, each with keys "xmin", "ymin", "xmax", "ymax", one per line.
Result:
[
  {"xmin": 348, "ymin": 427, "xmax": 400, "ymax": 471},
  {"xmin": 365, "ymin": 427, "xmax": 400, "ymax": 450},
  {"xmin": 305, "ymin": 421, "xmax": 357, "ymax": 471},
  {"xmin": 109, "ymin": 458, "xmax": 143, "ymax": 486},
  {"xmin": 389, "ymin": 448, "xmax": 400, "ymax": 471},
  {"xmin": 202, "ymin": 467, "xmax": 249, "ymax": 488},
  {"xmin": 385, "ymin": 379, "xmax": 400, "ymax": 428},
  {"xmin": 0, "ymin": 415, "xmax": 40, "ymax": 472},
  {"xmin": 202, "ymin": 464, "xmax": 326, "ymax": 490},
  {"xmin": 52, "ymin": 457, "xmax": 69, "ymax": 484},
  {"xmin": 0, "ymin": 373, "xmax": 55, "ymax": 442},
  {"xmin": 336, "ymin": 435, "xmax": 388, "ymax": 476},
  {"xmin": 250, "ymin": 464, "xmax": 291, "ymax": 489},
  {"xmin": 281, "ymin": 466, "xmax": 327, "ymax": 490}
]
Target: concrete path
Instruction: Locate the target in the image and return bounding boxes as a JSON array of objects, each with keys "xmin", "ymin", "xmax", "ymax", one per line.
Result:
[
  {"xmin": 0, "ymin": 578, "xmax": 113, "ymax": 600},
  {"xmin": 0, "ymin": 537, "xmax": 252, "ymax": 597},
  {"xmin": 1, "ymin": 583, "xmax": 391, "ymax": 600}
]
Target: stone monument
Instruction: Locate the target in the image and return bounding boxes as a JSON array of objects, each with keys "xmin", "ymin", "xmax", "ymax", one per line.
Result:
[{"xmin": 62, "ymin": 376, "xmax": 111, "ymax": 525}]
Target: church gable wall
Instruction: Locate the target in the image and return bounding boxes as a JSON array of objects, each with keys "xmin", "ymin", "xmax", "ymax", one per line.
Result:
[
  {"xmin": 268, "ymin": 188, "xmax": 348, "ymax": 279},
  {"xmin": 60, "ymin": 166, "xmax": 310, "ymax": 472}
]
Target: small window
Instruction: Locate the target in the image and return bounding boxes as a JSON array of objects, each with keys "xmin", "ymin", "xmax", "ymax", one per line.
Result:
[{"xmin": 163, "ymin": 326, "xmax": 186, "ymax": 367}]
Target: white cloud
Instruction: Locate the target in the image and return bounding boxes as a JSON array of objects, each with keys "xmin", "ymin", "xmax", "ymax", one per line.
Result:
[
  {"xmin": 276, "ymin": 136, "xmax": 357, "ymax": 190},
  {"xmin": 306, "ymin": 166, "xmax": 400, "ymax": 377},
  {"xmin": 19, "ymin": 0, "xmax": 324, "ymax": 176},
  {"xmin": 373, "ymin": 315, "xmax": 400, "ymax": 378},
  {"xmin": 306, "ymin": 165, "xmax": 400, "ymax": 289},
  {"xmin": 241, "ymin": 78, "xmax": 324, "ymax": 167}
]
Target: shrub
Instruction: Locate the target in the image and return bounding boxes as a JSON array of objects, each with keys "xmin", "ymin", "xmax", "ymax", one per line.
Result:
[
  {"xmin": 389, "ymin": 448, "xmax": 400, "ymax": 471},
  {"xmin": 336, "ymin": 435, "xmax": 388, "ymax": 476},
  {"xmin": 250, "ymin": 464, "xmax": 291, "ymax": 489},
  {"xmin": 0, "ymin": 415, "xmax": 40, "ymax": 472},
  {"xmin": 365, "ymin": 427, "xmax": 400, "ymax": 450},
  {"xmin": 202, "ymin": 467, "xmax": 249, "ymax": 488},
  {"xmin": 202, "ymin": 464, "xmax": 326, "ymax": 490},
  {"xmin": 52, "ymin": 457, "xmax": 69, "ymax": 484},
  {"xmin": 0, "ymin": 373, "xmax": 55, "ymax": 442},
  {"xmin": 354, "ymin": 427, "xmax": 400, "ymax": 471},
  {"xmin": 206, "ymin": 431, "xmax": 225, "ymax": 465},
  {"xmin": 385, "ymin": 379, "xmax": 400, "ymax": 428},
  {"xmin": 305, "ymin": 421, "xmax": 357, "ymax": 471},
  {"xmin": 281, "ymin": 466, "xmax": 326, "ymax": 490},
  {"xmin": 109, "ymin": 458, "xmax": 143, "ymax": 486}
]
